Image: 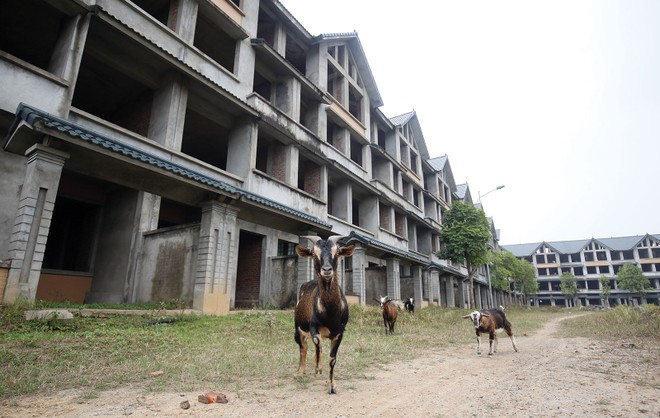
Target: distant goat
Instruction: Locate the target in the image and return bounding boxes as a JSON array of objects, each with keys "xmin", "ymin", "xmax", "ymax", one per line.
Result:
[
  {"xmin": 404, "ymin": 297, "xmax": 414, "ymax": 314},
  {"xmin": 463, "ymin": 306, "xmax": 518, "ymax": 355},
  {"xmin": 380, "ymin": 298, "xmax": 398, "ymax": 335},
  {"xmin": 379, "ymin": 295, "xmax": 405, "ymax": 312},
  {"xmin": 294, "ymin": 235, "xmax": 355, "ymax": 394}
]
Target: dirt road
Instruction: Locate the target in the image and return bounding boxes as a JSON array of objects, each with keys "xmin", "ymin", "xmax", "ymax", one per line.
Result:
[{"xmin": 3, "ymin": 314, "xmax": 658, "ymax": 417}]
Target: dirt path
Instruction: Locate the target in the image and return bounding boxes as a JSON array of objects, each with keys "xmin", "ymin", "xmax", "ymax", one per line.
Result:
[{"xmin": 3, "ymin": 314, "xmax": 658, "ymax": 418}]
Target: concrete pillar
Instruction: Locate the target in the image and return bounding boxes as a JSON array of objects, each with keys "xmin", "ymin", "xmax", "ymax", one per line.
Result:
[
  {"xmin": 3, "ymin": 144, "xmax": 68, "ymax": 303},
  {"xmin": 126, "ymin": 191, "xmax": 162, "ymax": 302},
  {"xmin": 148, "ymin": 72, "xmax": 188, "ymax": 150},
  {"xmin": 275, "ymin": 78, "xmax": 301, "ymax": 121},
  {"xmin": 227, "ymin": 117, "xmax": 257, "ymax": 179},
  {"xmin": 193, "ymin": 200, "xmax": 239, "ymax": 315},
  {"xmin": 283, "ymin": 144, "xmax": 299, "ymax": 187},
  {"xmin": 475, "ymin": 283, "xmax": 483, "ymax": 309},
  {"xmin": 457, "ymin": 279, "xmax": 467, "ymax": 309},
  {"xmin": 350, "ymin": 244, "xmax": 366, "ymax": 305},
  {"xmin": 330, "ymin": 182, "xmax": 351, "ymax": 222},
  {"xmin": 386, "ymin": 258, "xmax": 400, "ymax": 300},
  {"xmin": 412, "ymin": 265, "xmax": 423, "ymax": 309},
  {"xmin": 445, "ymin": 275, "xmax": 456, "ymax": 308},
  {"xmin": 169, "ymin": 0, "xmax": 198, "ymax": 43},
  {"xmin": 51, "ymin": 14, "xmax": 91, "ymax": 112}
]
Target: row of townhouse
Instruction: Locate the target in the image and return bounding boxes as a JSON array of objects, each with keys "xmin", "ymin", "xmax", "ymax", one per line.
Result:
[
  {"xmin": 0, "ymin": 0, "xmax": 519, "ymax": 313},
  {"xmin": 503, "ymin": 234, "xmax": 660, "ymax": 307}
]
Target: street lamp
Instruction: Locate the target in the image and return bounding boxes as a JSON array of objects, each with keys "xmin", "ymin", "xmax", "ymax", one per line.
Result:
[
  {"xmin": 478, "ymin": 184, "xmax": 505, "ymax": 308},
  {"xmin": 478, "ymin": 184, "xmax": 505, "ymax": 204}
]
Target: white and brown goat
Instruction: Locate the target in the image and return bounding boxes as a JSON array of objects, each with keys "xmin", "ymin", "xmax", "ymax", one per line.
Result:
[
  {"xmin": 463, "ymin": 306, "xmax": 518, "ymax": 355},
  {"xmin": 294, "ymin": 235, "xmax": 355, "ymax": 394}
]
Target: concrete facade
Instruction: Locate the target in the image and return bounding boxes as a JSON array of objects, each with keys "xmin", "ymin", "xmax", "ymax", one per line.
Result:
[
  {"xmin": 504, "ymin": 235, "xmax": 660, "ymax": 306},
  {"xmin": 1, "ymin": 0, "xmax": 502, "ymax": 312}
]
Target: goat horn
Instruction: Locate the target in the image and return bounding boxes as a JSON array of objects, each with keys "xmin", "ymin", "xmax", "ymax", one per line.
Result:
[
  {"xmin": 299, "ymin": 235, "xmax": 321, "ymax": 244},
  {"xmin": 327, "ymin": 235, "xmax": 347, "ymax": 244}
]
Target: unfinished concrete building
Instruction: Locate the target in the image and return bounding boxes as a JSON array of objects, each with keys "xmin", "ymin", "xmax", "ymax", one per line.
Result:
[
  {"xmin": 0, "ymin": 0, "xmax": 505, "ymax": 312},
  {"xmin": 504, "ymin": 234, "xmax": 660, "ymax": 306}
]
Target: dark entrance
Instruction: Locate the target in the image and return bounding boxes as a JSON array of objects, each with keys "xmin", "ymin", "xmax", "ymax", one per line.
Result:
[{"xmin": 234, "ymin": 231, "xmax": 263, "ymax": 307}]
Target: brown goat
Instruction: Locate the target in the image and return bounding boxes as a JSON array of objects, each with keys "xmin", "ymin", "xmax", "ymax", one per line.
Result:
[
  {"xmin": 294, "ymin": 235, "xmax": 355, "ymax": 394},
  {"xmin": 381, "ymin": 299, "xmax": 398, "ymax": 335},
  {"xmin": 463, "ymin": 306, "xmax": 518, "ymax": 355}
]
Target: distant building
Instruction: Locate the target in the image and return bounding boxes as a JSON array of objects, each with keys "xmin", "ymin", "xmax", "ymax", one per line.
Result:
[{"xmin": 503, "ymin": 234, "xmax": 660, "ymax": 306}]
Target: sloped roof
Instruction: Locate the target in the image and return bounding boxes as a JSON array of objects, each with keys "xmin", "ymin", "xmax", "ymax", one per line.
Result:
[
  {"xmin": 427, "ymin": 155, "xmax": 456, "ymax": 191},
  {"xmin": 503, "ymin": 242, "xmax": 542, "ymax": 257},
  {"xmin": 313, "ymin": 32, "xmax": 383, "ymax": 108},
  {"xmin": 388, "ymin": 110, "xmax": 430, "ymax": 160},
  {"xmin": 503, "ymin": 233, "xmax": 660, "ymax": 257},
  {"xmin": 455, "ymin": 183, "xmax": 469, "ymax": 199},
  {"xmin": 428, "ymin": 155, "xmax": 447, "ymax": 172},
  {"xmin": 389, "ymin": 111, "xmax": 415, "ymax": 126},
  {"xmin": 597, "ymin": 235, "xmax": 646, "ymax": 251}
]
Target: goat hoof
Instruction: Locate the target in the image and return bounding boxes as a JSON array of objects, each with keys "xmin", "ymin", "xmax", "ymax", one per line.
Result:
[{"xmin": 488, "ymin": 352, "xmax": 493, "ymax": 356}]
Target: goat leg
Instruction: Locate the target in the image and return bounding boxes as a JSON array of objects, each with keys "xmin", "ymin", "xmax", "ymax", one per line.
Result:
[
  {"xmin": 488, "ymin": 332, "xmax": 496, "ymax": 355},
  {"xmin": 327, "ymin": 334, "xmax": 343, "ymax": 394},
  {"xmin": 313, "ymin": 334, "xmax": 323, "ymax": 375},
  {"xmin": 476, "ymin": 331, "xmax": 482, "ymax": 355},
  {"xmin": 295, "ymin": 330, "xmax": 308, "ymax": 376}
]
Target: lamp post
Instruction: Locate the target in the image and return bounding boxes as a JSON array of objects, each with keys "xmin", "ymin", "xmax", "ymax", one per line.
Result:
[
  {"xmin": 478, "ymin": 184, "xmax": 505, "ymax": 204},
  {"xmin": 478, "ymin": 184, "xmax": 505, "ymax": 308}
]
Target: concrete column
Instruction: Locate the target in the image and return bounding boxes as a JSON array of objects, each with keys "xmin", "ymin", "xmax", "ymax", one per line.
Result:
[
  {"xmin": 359, "ymin": 195, "xmax": 379, "ymax": 233},
  {"xmin": 148, "ymin": 73, "xmax": 188, "ymax": 150},
  {"xmin": 3, "ymin": 144, "xmax": 68, "ymax": 304},
  {"xmin": 475, "ymin": 283, "xmax": 483, "ymax": 309},
  {"xmin": 283, "ymin": 144, "xmax": 298, "ymax": 187},
  {"xmin": 49, "ymin": 13, "xmax": 91, "ymax": 115},
  {"xmin": 445, "ymin": 275, "xmax": 456, "ymax": 308},
  {"xmin": 386, "ymin": 258, "xmax": 400, "ymax": 300},
  {"xmin": 126, "ymin": 191, "xmax": 161, "ymax": 302},
  {"xmin": 350, "ymin": 244, "xmax": 366, "ymax": 305},
  {"xmin": 304, "ymin": 45, "xmax": 327, "ymax": 138},
  {"xmin": 275, "ymin": 78, "xmax": 301, "ymax": 121},
  {"xmin": 227, "ymin": 117, "xmax": 257, "ymax": 179},
  {"xmin": 193, "ymin": 200, "xmax": 239, "ymax": 315},
  {"xmin": 457, "ymin": 280, "xmax": 467, "ymax": 309},
  {"xmin": 330, "ymin": 182, "xmax": 351, "ymax": 222},
  {"xmin": 412, "ymin": 265, "xmax": 423, "ymax": 310},
  {"xmin": 169, "ymin": 0, "xmax": 198, "ymax": 43}
]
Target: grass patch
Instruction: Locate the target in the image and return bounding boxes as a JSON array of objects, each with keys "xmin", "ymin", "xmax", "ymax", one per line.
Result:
[
  {"xmin": 558, "ymin": 305, "xmax": 660, "ymax": 340},
  {"xmin": 0, "ymin": 304, "xmax": 560, "ymax": 399}
]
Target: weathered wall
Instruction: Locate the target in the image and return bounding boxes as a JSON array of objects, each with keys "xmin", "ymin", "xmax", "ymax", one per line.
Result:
[
  {"xmin": 85, "ymin": 188, "xmax": 139, "ymax": 304},
  {"xmin": 136, "ymin": 224, "xmax": 199, "ymax": 304},
  {"xmin": 366, "ymin": 266, "xmax": 387, "ymax": 305},
  {"xmin": 268, "ymin": 255, "xmax": 297, "ymax": 308}
]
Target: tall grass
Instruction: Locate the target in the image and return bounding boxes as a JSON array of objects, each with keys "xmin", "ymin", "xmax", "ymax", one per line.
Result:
[
  {"xmin": 559, "ymin": 304, "xmax": 660, "ymax": 340},
  {"xmin": 0, "ymin": 304, "xmax": 555, "ymax": 399}
]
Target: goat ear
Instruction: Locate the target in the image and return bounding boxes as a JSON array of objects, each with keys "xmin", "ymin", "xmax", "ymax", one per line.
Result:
[
  {"xmin": 481, "ymin": 312, "xmax": 490, "ymax": 317},
  {"xmin": 338, "ymin": 244, "xmax": 355, "ymax": 257},
  {"xmin": 462, "ymin": 314, "xmax": 471, "ymax": 319},
  {"xmin": 295, "ymin": 245, "xmax": 313, "ymax": 257}
]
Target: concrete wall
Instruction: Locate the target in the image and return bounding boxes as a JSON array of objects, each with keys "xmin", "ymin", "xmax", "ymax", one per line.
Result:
[
  {"xmin": 268, "ymin": 256, "xmax": 297, "ymax": 308},
  {"xmin": 136, "ymin": 224, "xmax": 199, "ymax": 304}
]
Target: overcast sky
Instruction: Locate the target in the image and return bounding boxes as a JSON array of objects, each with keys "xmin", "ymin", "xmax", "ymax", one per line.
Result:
[{"xmin": 281, "ymin": 0, "xmax": 660, "ymax": 245}]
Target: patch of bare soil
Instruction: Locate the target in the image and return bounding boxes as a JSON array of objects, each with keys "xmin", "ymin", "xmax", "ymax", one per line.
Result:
[{"xmin": 2, "ymin": 314, "xmax": 658, "ymax": 418}]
